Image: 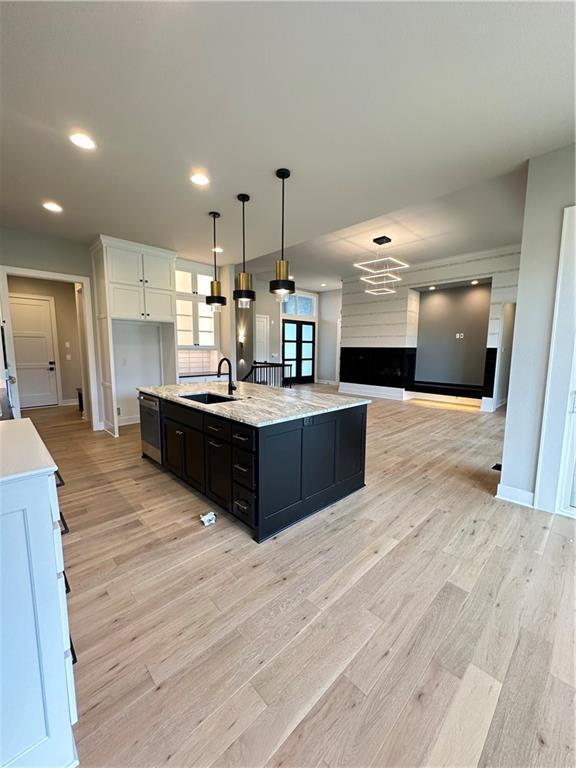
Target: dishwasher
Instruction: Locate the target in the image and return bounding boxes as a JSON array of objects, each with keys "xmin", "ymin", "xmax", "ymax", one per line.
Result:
[{"xmin": 139, "ymin": 393, "xmax": 161, "ymax": 463}]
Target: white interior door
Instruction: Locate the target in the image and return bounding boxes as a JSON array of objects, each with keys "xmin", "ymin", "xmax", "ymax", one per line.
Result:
[
  {"xmin": 255, "ymin": 314, "xmax": 269, "ymax": 361},
  {"xmin": 9, "ymin": 295, "xmax": 60, "ymax": 407}
]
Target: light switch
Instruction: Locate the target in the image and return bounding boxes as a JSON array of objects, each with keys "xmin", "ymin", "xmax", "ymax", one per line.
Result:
[
  {"xmin": 66, "ymin": 353, "xmax": 72, "ymax": 361},
  {"xmin": 65, "ymin": 341, "xmax": 70, "ymax": 349}
]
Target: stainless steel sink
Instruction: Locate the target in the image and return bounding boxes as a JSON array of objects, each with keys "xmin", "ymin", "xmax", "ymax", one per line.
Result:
[{"xmin": 178, "ymin": 392, "xmax": 236, "ymax": 404}]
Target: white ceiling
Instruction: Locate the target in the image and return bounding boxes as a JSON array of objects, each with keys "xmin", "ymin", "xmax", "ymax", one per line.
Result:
[
  {"xmin": 0, "ymin": 2, "xmax": 573, "ymax": 274},
  {"xmin": 249, "ymin": 166, "xmax": 528, "ymax": 291}
]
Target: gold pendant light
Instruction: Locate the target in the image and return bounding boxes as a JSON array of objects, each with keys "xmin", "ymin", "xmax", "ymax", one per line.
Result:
[
  {"xmin": 205, "ymin": 211, "xmax": 226, "ymax": 312},
  {"xmin": 233, "ymin": 193, "xmax": 256, "ymax": 309},
  {"xmin": 269, "ymin": 168, "xmax": 295, "ymax": 302}
]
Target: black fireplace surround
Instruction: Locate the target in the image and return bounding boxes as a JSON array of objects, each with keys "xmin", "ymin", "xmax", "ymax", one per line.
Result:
[{"xmin": 340, "ymin": 347, "xmax": 497, "ymax": 399}]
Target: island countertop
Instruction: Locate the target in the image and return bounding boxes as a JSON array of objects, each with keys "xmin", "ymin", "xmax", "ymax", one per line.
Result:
[{"xmin": 137, "ymin": 381, "xmax": 370, "ymax": 428}]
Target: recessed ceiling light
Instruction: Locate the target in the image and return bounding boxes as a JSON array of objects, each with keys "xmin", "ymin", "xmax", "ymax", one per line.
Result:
[
  {"xmin": 69, "ymin": 132, "xmax": 96, "ymax": 150},
  {"xmin": 471, "ymin": 279, "xmax": 479, "ymax": 285},
  {"xmin": 191, "ymin": 172, "xmax": 210, "ymax": 186},
  {"xmin": 211, "ymin": 247, "xmax": 223, "ymax": 253},
  {"xmin": 321, "ymin": 283, "xmax": 327, "ymax": 287},
  {"xmin": 42, "ymin": 201, "xmax": 63, "ymax": 213},
  {"xmin": 429, "ymin": 286, "xmax": 436, "ymax": 291},
  {"xmin": 354, "ymin": 256, "xmax": 409, "ymax": 274}
]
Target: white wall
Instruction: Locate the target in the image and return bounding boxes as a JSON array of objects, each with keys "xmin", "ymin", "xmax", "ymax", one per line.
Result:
[
  {"xmin": 317, "ymin": 289, "xmax": 342, "ymax": 383},
  {"xmin": 500, "ymin": 143, "xmax": 575, "ymax": 503},
  {"xmin": 493, "ymin": 303, "xmax": 516, "ymax": 408},
  {"xmin": 341, "ymin": 246, "xmax": 520, "ymax": 350},
  {"xmin": 112, "ymin": 321, "xmax": 162, "ymax": 424},
  {"xmin": 253, "ymin": 279, "xmax": 282, "ymax": 362}
]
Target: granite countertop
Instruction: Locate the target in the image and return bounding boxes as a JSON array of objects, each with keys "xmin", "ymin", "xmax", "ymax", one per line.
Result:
[
  {"xmin": 137, "ymin": 381, "xmax": 370, "ymax": 428},
  {"xmin": 0, "ymin": 418, "xmax": 57, "ymax": 482}
]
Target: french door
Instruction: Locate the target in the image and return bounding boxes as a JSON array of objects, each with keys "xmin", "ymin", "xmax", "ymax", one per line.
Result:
[{"xmin": 283, "ymin": 320, "xmax": 315, "ymax": 384}]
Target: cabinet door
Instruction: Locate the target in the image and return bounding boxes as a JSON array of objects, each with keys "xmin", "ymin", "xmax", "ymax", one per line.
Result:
[
  {"xmin": 107, "ymin": 247, "xmax": 143, "ymax": 286},
  {"xmin": 109, "ymin": 283, "xmax": 145, "ymax": 320},
  {"xmin": 336, "ymin": 407, "xmax": 366, "ymax": 482},
  {"xmin": 162, "ymin": 418, "xmax": 184, "ymax": 476},
  {"xmin": 1, "ymin": 477, "xmax": 77, "ymax": 768},
  {"xmin": 145, "ymin": 288, "xmax": 175, "ymax": 322},
  {"xmin": 143, "ymin": 253, "xmax": 174, "ymax": 290},
  {"xmin": 205, "ymin": 436, "xmax": 231, "ymax": 510},
  {"xmin": 182, "ymin": 427, "xmax": 205, "ymax": 492}
]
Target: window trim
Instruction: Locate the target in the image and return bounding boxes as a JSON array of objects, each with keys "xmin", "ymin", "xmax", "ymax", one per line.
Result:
[{"xmin": 281, "ymin": 290, "xmax": 318, "ymax": 321}]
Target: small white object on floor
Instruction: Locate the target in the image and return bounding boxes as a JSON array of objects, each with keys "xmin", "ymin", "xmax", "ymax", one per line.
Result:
[{"xmin": 200, "ymin": 511, "xmax": 217, "ymax": 527}]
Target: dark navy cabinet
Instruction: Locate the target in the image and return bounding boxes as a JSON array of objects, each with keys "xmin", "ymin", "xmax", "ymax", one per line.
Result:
[{"xmin": 157, "ymin": 399, "xmax": 367, "ymax": 542}]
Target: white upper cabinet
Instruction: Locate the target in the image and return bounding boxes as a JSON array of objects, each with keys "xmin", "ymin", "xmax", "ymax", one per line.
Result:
[
  {"xmin": 143, "ymin": 252, "xmax": 174, "ymax": 291},
  {"xmin": 107, "ymin": 246, "xmax": 143, "ymax": 286},
  {"xmin": 103, "ymin": 238, "xmax": 176, "ymax": 322}
]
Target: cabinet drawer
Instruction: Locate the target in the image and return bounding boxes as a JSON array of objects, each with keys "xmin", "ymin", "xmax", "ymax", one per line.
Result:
[
  {"xmin": 230, "ymin": 423, "xmax": 256, "ymax": 451},
  {"xmin": 53, "ymin": 522, "xmax": 64, "ymax": 573},
  {"xmin": 204, "ymin": 414, "xmax": 231, "ymax": 441},
  {"xmin": 48, "ymin": 474, "xmax": 61, "ymax": 523},
  {"xmin": 162, "ymin": 401, "xmax": 203, "ymax": 431},
  {"xmin": 232, "ymin": 448, "xmax": 255, "ymax": 490},
  {"xmin": 232, "ymin": 484, "xmax": 256, "ymax": 528}
]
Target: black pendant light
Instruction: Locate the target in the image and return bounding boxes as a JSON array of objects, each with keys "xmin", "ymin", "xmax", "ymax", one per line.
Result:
[
  {"xmin": 270, "ymin": 168, "xmax": 295, "ymax": 302},
  {"xmin": 205, "ymin": 211, "xmax": 226, "ymax": 312},
  {"xmin": 233, "ymin": 193, "xmax": 256, "ymax": 309}
]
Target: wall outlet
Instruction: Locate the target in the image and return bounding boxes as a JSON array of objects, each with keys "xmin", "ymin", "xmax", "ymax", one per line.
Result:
[
  {"xmin": 66, "ymin": 353, "xmax": 72, "ymax": 361},
  {"xmin": 65, "ymin": 341, "xmax": 70, "ymax": 349}
]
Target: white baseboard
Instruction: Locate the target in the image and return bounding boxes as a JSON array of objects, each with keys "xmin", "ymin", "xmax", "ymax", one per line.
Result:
[
  {"xmin": 408, "ymin": 392, "xmax": 481, "ymax": 407},
  {"xmin": 338, "ymin": 382, "xmax": 406, "ymax": 400},
  {"xmin": 555, "ymin": 506, "xmax": 576, "ymax": 520},
  {"xmin": 60, "ymin": 398, "xmax": 78, "ymax": 407},
  {"xmin": 317, "ymin": 379, "xmax": 338, "ymax": 385},
  {"xmin": 496, "ymin": 483, "xmax": 535, "ymax": 508},
  {"xmin": 118, "ymin": 415, "xmax": 140, "ymax": 426}
]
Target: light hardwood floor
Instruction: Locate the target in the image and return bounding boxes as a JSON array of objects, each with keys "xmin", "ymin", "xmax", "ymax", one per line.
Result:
[{"xmin": 24, "ymin": 394, "xmax": 575, "ymax": 768}]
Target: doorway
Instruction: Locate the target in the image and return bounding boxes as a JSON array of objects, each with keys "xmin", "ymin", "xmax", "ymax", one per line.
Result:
[
  {"xmin": 282, "ymin": 319, "xmax": 315, "ymax": 384},
  {"xmin": 0, "ymin": 266, "xmax": 100, "ymax": 429},
  {"xmin": 255, "ymin": 314, "xmax": 270, "ymax": 361},
  {"xmin": 9, "ymin": 294, "xmax": 61, "ymax": 407}
]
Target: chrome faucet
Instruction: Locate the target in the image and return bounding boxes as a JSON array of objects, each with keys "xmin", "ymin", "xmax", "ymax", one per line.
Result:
[{"xmin": 217, "ymin": 357, "xmax": 237, "ymax": 397}]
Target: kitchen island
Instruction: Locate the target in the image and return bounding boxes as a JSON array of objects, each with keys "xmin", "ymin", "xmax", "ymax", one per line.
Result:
[{"xmin": 137, "ymin": 382, "xmax": 370, "ymax": 542}]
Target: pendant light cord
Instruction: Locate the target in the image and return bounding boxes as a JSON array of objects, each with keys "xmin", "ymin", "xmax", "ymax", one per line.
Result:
[
  {"xmin": 242, "ymin": 199, "xmax": 246, "ymax": 271},
  {"xmin": 212, "ymin": 215, "xmax": 217, "ymax": 278},
  {"xmin": 281, "ymin": 177, "xmax": 285, "ymax": 262}
]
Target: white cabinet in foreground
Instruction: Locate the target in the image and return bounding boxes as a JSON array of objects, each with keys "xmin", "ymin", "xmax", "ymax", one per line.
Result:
[{"xmin": 0, "ymin": 419, "xmax": 77, "ymax": 768}]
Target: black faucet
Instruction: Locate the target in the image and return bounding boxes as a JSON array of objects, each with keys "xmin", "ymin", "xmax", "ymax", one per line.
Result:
[{"xmin": 217, "ymin": 357, "xmax": 237, "ymax": 397}]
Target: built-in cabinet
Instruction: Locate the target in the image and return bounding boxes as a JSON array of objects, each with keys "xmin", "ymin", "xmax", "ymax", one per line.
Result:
[
  {"xmin": 0, "ymin": 419, "xmax": 77, "ymax": 768},
  {"xmin": 107, "ymin": 245, "xmax": 175, "ymax": 322},
  {"xmin": 91, "ymin": 236, "xmax": 178, "ymax": 436}
]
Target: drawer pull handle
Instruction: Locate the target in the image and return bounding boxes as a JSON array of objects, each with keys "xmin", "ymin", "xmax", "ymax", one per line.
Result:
[
  {"xmin": 233, "ymin": 464, "xmax": 248, "ymax": 473},
  {"xmin": 232, "ymin": 434, "xmax": 248, "ymax": 441},
  {"xmin": 175, "ymin": 430, "xmax": 184, "ymax": 436},
  {"xmin": 209, "ymin": 440, "xmax": 223, "ymax": 448},
  {"xmin": 235, "ymin": 501, "xmax": 249, "ymax": 512},
  {"xmin": 208, "ymin": 425, "xmax": 222, "ymax": 432}
]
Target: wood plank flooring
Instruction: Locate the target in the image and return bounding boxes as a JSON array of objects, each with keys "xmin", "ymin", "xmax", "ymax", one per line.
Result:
[{"xmin": 24, "ymin": 394, "xmax": 575, "ymax": 768}]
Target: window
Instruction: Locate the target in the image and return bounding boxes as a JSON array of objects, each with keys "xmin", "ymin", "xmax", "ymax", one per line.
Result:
[
  {"xmin": 174, "ymin": 262, "xmax": 218, "ymax": 358},
  {"xmin": 282, "ymin": 292, "xmax": 317, "ymax": 318}
]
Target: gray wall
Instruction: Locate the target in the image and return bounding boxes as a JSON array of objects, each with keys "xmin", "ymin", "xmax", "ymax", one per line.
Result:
[
  {"xmin": 415, "ymin": 284, "xmax": 491, "ymax": 385},
  {"xmin": 7, "ymin": 275, "xmax": 83, "ymax": 401},
  {"xmin": 0, "ymin": 226, "xmax": 92, "ymax": 275},
  {"xmin": 236, "ymin": 305, "xmax": 254, "ymax": 380},
  {"xmin": 501, "ymin": 143, "xmax": 575, "ymax": 496},
  {"xmin": 318, "ymin": 289, "xmax": 342, "ymax": 382}
]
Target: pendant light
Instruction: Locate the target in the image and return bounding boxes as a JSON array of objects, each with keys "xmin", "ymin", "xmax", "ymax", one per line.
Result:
[
  {"xmin": 205, "ymin": 211, "xmax": 226, "ymax": 313},
  {"xmin": 270, "ymin": 168, "xmax": 295, "ymax": 302},
  {"xmin": 233, "ymin": 193, "xmax": 256, "ymax": 309}
]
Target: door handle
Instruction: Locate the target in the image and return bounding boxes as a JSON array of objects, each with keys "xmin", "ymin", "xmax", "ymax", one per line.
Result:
[
  {"xmin": 234, "ymin": 501, "xmax": 249, "ymax": 512},
  {"xmin": 175, "ymin": 430, "xmax": 184, "ymax": 436},
  {"xmin": 209, "ymin": 440, "xmax": 223, "ymax": 448},
  {"xmin": 48, "ymin": 360, "xmax": 55, "ymax": 365},
  {"xmin": 48, "ymin": 366, "xmax": 55, "ymax": 371}
]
